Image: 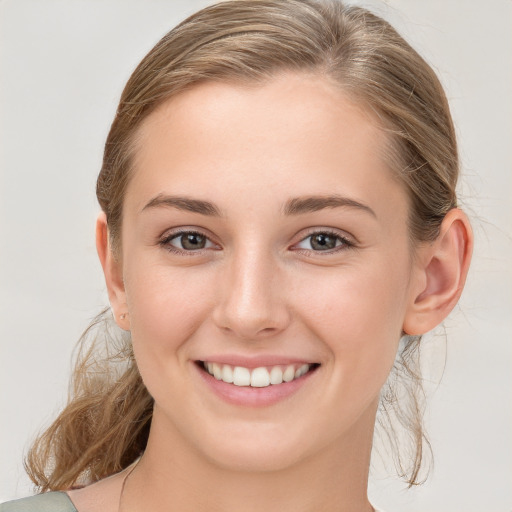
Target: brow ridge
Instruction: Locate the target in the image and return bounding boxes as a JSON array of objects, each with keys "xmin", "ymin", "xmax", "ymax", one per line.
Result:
[
  {"xmin": 142, "ymin": 194, "xmax": 222, "ymax": 216},
  {"xmin": 142, "ymin": 193, "xmax": 375, "ymax": 218},
  {"xmin": 283, "ymin": 195, "xmax": 376, "ymax": 217}
]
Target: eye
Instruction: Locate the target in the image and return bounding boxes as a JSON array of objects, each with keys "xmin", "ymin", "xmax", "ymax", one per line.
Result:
[
  {"xmin": 161, "ymin": 231, "xmax": 216, "ymax": 252},
  {"xmin": 294, "ymin": 231, "xmax": 352, "ymax": 252}
]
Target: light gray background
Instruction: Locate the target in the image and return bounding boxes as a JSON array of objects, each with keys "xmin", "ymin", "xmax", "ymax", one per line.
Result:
[{"xmin": 1, "ymin": 1, "xmax": 511, "ymax": 510}]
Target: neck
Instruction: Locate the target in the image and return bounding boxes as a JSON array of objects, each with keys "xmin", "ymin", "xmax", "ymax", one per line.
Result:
[{"xmin": 122, "ymin": 405, "xmax": 377, "ymax": 512}]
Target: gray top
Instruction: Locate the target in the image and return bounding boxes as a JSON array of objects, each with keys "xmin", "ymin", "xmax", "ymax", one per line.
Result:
[{"xmin": 0, "ymin": 492, "xmax": 77, "ymax": 512}]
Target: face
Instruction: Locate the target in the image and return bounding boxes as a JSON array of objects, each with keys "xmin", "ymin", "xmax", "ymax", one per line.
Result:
[{"xmin": 112, "ymin": 73, "xmax": 420, "ymax": 471}]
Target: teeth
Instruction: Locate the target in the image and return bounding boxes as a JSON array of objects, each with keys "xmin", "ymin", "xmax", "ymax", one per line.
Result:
[
  {"xmin": 233, "ymin": 366, "xmax": 251, "ymax": 386},
  {"xmin": 295, "ymin": 364, "xmax": 309, "ymax": 378},
  {"xmin": 283, "ymin": 365, "xmax": 295, "ymax": 382},
  {"xmin": 251, "ymin": 367, "xmax": 270, "ymax": 387},
  {"xmin": 221, "ymin": 364, "xmax": 234, "ymax": 383},
  {"xmin": 212, "ymin": 363, "xmax": 222, "ymax": 380},
  {"xmin": 269, "ymin": 366, "xmax": 283, "ymax": 385},
  {"xmin": 203, "ymin": 362, "xmax": 312, "ymax": 388}
]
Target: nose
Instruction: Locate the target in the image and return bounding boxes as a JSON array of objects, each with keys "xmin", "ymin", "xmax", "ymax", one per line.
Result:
[{"xmin": 212, "ymin": 246, "xmax": 291, "ymax": 340}]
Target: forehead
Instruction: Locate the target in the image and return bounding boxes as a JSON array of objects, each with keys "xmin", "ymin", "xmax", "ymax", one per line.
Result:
[{"xmin": 127, "ymin": 73, "xmax": 407, "ymax": 219}]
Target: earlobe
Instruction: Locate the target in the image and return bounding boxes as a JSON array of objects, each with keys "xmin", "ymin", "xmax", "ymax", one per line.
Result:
[
  {"xmin": 96, "ymin": 213, "xmax": 130, "ymax": 330},
  {"xmin": 403, "ymin": 209, "xmax": 473, "ymax": 335}
]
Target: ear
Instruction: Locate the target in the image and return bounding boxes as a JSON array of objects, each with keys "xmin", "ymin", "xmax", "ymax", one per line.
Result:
[
  {"xmin": 96, "ymin": 212, "xmax": 130, "ymax": 330},
  {"xmin": 403, "ymin": 208, "xmax": 473, "ymax": 335}
]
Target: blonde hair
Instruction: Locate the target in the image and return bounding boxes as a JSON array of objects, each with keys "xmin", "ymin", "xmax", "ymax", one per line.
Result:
[{"xmin": 26, "ymin": 0, "xmax": 458, "ymax": 491}]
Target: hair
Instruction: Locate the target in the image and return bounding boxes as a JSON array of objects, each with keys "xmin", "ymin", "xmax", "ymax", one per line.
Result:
[{"xmin": 26, "ymin": 0, "xmax": 458, "ymax": 492}]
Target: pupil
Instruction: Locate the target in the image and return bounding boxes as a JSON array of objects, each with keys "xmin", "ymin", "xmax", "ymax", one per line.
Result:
[
  {"xmin": 182, "ymin": 233, "xmax": 205, "ymax": 250},
  {"xmin": 312, "ymin": 233, "xmax": 335, "ymax": 251}
]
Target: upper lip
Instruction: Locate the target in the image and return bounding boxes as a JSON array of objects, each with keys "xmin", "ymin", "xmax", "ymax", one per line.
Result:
[{"xmin": 196, "ymin": 355, "xmax": 319, "ymax": 369}]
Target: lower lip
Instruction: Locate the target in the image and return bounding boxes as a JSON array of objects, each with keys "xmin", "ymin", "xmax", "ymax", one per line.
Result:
[{"xmin": 194, "ymin": 362, "xmax": 319, "ymax": 407}]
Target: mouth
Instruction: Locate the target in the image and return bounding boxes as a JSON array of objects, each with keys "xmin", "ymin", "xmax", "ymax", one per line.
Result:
[{"xmin": 196, "ymin": 360, "xmax": 321, "ymax": 388}]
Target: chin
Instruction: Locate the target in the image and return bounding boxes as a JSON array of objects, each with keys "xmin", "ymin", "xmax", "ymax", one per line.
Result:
[{"xmin": 204, "ymin": 438, "xmax": 308, "ymax": 473}]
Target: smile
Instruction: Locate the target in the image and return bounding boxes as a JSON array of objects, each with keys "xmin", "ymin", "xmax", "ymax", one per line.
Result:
[{"xmin": 200, "ymin": 361, "xmax": 319, "ymax": 388}]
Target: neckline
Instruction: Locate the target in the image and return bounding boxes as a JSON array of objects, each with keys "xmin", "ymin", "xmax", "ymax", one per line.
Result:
[{"xmin": 60, "ymin": 491, "xmax": 80, "ymax": 512}]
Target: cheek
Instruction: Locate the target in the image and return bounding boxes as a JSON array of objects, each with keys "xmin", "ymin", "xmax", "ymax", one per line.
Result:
[
  {"xmin": 294, "ymin": 257, "xmax": 410, "ymax": 388},
  {"xmin": 124, "ymin": 261, "xmax": 216, "ymax": 364},
  {"xmin": 123, "ymin": 261, "xmax": 222, "ymax": 415},
  {"xmin": 299, "ymin": 262, "xmax": 408, "ymax": 336}
]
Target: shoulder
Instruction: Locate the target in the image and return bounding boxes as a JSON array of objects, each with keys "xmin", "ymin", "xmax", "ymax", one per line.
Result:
[{"xmin": 0, "ymin": 492, "xmax": 77, "ymax": 512}]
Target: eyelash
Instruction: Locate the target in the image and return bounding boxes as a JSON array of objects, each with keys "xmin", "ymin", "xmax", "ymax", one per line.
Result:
[
  {"xmin": 159, "ymin": 229, "xmax": 354, "ymax": 256},
  {"xmin": 292, "ymin": 229, "xmax": 354, "ymax": 255},
  {"xmin": 159, "ymin": 230, "xmax": 216, "ymax": 256}
]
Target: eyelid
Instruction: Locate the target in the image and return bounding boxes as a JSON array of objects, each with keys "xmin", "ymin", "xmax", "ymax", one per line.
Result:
[
  {"xmin": 157, "ymin": 226, "xmax": 356, "ymax": 255},
  {"xmin": 159, "ymin": 227, "xmax": 220, "ymax": 254},
  {"xmin": 290, "ymin": 228, "xmax": 356, "ymax": 253}
]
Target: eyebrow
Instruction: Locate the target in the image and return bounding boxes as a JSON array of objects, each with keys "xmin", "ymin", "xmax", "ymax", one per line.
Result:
[
  {"xmin": 142, "ymin": 194, "xmax": 223, "ymax": 216},
  {"xmin": 283, "ymin": 195, "xmax": 376, "ymax": 218},
  {"xmin": 142, "ymin": 193, "xmax": 376, "ymax": 218}
]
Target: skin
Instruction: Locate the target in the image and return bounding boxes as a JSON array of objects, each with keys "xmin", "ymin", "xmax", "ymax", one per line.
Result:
[{"xmin": 70, "ymin": 73, "xmax": 472, "ymax": 512}]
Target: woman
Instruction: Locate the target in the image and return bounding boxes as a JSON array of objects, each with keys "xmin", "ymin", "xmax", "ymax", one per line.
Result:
[{"xmin": 1, "ymin": 1, "xmax": 473, "ymax": 511}]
